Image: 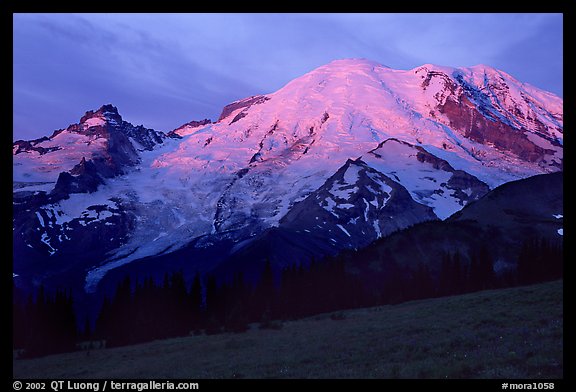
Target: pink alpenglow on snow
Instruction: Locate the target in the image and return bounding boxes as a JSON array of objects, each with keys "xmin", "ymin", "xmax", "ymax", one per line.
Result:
[{"xmin": 13, "ymin": 59, "xmax": 563, "ymax": 292}]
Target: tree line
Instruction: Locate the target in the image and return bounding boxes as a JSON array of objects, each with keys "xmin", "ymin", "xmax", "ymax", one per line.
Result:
[
  {"xmin": 13, "ymin": 236, "xmax": 562, "ymax": 357},
  {"xmin": 13, "ymin": 286, "xmax": 76, "ymax": 357}
]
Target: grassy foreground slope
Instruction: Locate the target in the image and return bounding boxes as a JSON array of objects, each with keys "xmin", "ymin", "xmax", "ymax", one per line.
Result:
[{"xmin": 14, "ymin": 280, "xmax": 562, "ymax": 379}]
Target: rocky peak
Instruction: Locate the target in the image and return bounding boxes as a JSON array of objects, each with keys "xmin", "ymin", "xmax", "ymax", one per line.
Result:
[
  {"xmin": 80, "ymin": 104, "xmax": 123, "ymax": 125},
  {"xmin": 279, "ymin": 158, "xmax": 437, "ymax": 249},
  {"xmin": 50, "ymin": 157, "xmax": 103, "ymax": 201},
  {"xmin": 78, "ymin": 104, "xmax": 166, "ymax": 151}
]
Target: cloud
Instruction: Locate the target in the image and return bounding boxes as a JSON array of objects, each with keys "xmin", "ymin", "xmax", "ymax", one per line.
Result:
[{"xmin": 13, "ymin": 14, "xmax": 262, "ymax": 134}]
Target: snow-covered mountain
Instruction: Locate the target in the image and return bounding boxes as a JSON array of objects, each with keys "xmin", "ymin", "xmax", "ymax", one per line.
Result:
[{"xmin": 13, "ymin": 59, "xmax": 563, "ymax": 294}]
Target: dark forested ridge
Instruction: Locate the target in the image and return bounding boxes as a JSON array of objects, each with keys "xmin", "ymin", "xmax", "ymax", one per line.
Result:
[
  {"xmin": 13, "ymin": 285, "xmax": 76, "ymax": 358},
  {"xmin": 13, "ymin": 234, "xmax": 562, "ymax": 357}
]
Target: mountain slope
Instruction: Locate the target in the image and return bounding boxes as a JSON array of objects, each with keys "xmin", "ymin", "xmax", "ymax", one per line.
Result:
[
  {"xmin": 344, "ymin": 172, "xmax": 563, "ymax": 285},
  {"xmin": 363, "ymin": 138, "xmax": 490, "ymax": 219}
]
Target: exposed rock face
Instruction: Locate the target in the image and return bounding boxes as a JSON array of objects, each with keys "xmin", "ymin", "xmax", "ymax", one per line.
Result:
[
  {"xmin": 184, "ymin": 119, "xmax": 212, "ymax": 128},
  {"xmin": 167, "ymin": 119, "xmax": 212, "ymax": 138},
  {"xmin": 279, "ymin": 159, "xmax": 438, "ymax": 250},
  {"xmin": 413, "ymin": 144, "xmax": 490, "ymax": 205},
  {"xmin": 439, "ymin": 96, "xmax": 555, "ymax": 163},
  {"xmin": 364, "ymin": 138, "xmax": 490, "ymax": 218},
  {"xmin": 13, "ymin": 137, "xmax": 59, "ymax": 155},
  {"xmin": 418, "ymin": 68, "xmax": 562, "ymax": 169},
  {"xmin": 446, "ymin": 170, "xmax": 489, "ymax": 204},
  {"xmin": 13, "ymin": 195, "xmax": 135, "ymax": 279},
  {"xmin": 51, "ymin": 158, "xmax": 103, "ymax": 200},
  {"xmin": 217, "ymin": 95, "xmax": 270, "ymax": 123}
]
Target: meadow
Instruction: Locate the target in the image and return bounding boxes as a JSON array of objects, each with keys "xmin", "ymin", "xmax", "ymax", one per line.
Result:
[{"xmin": 13, "ymin": 280, "xmax": 562, "ymax": 379}]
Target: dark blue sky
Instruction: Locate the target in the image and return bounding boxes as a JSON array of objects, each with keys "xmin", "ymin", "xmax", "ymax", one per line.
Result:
[{"xmin": 13, "ymin": 13, "xmax": 563, "ymax": 140}]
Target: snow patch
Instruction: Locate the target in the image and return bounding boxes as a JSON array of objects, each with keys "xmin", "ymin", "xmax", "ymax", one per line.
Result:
[
  {"xmin": 362, "ymin": 198, "xmax": 370, "ymax": 221},
  {"xmin": 337, "ymin": 224, "xmax": 351, "ymax": 237},
  {"xmin": 330, "ymin": 185, "xmax": 358, "ymax": 200},
  {"xmin": 373, "ymin": 220, "xmax": 381, "ymax": 238},
  {"xmin": 35, "ymin": 212, "xmax": 45, "ymax": 228},
  {"xmin": 343, "ymin": 163, "xmax": 361, "ymax": 184},
  {"xmin": 40, "ymin": 233, "xmax": 56, "ymax": 255},
  {"xmin": 83, "ymin": 117, "xmax": 106, "ymax": 128},
  {"xmin": 153, "ymin": 232, "xmax": 168, "ymax": 242},
  {"xmin": 323, "ymin": 197, "xmax": 339, "ymax": 217}
]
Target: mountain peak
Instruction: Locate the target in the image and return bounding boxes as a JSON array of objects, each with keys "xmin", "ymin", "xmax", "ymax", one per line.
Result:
[
  {"xmin": 203, "ymin": 57, "xmax": 562, "ymax": 188},
  {"xmin": 321, "ymin": 58, "xmax": 389, "ymax": 69},
  {"xmin": 92, "ymin": 103, "xmax": 115, "ymax": 111},
  {"xmin": 96, "ymin": 104, "xmax": 120, "ymax": 116},
  {"xmin": 80, "ymin": 104, "xmax": 123, "ymax": 127},
  {"xmin": 301, "ymin": 58, "xmax": 390, "ymax": 80}
]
